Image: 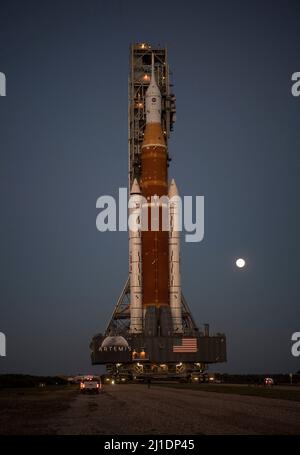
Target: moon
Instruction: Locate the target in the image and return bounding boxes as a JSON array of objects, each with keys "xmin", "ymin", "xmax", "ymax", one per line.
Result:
[{"xmin": 236, "ymin": 258, "xmax": 246, "ymax": 268}]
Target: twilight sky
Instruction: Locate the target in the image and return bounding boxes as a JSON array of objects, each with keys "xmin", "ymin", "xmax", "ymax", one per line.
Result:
[{"xmin": 0, "ymin": 0, "xmax": 299, "ymax": 375}]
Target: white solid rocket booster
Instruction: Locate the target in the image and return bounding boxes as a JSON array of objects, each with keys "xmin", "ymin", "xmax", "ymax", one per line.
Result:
[
  {"xmin": 129, "ymin": 179, "xmax": 143, "ymax": 333},
  {"xmin": 168, "ymin": 179, "xmax": 183, "ymax": 333}
]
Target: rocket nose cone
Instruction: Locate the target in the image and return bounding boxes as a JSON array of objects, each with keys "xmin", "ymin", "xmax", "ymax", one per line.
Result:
[
  {"xmin": 130, "ymin": 178, "xmax": 141, "ymax": 195},
  {"xmin": 146, "ymin": 52, "xmax": 161, "ymax": 97},
  {"xmin": 146, "ymin": 79, "xmax": 160, "ymax": 96},
  {"xmin": 168, "ymin": 178, "xmax": 179, "ymax": 197}
]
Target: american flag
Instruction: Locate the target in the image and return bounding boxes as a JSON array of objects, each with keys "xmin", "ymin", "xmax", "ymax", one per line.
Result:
[{"xmin": 173, "ymin": 338, "xmax": 198, "ymax": 353}]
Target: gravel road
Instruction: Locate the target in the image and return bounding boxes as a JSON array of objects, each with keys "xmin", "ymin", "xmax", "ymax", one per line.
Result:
[{"xmin": 49, "ymin": 384, "xmax": 300, "ymax": 435}]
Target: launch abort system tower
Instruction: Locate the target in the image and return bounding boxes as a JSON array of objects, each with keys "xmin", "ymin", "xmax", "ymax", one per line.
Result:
[{"xmin": 90, "ymin": 43, "xmax": 226, "ymax": 380}]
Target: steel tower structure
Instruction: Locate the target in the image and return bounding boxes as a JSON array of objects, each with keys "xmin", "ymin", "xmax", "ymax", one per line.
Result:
[{"xmin": 105, "ymin": 43, "xmax": 197, "ymax": 338}]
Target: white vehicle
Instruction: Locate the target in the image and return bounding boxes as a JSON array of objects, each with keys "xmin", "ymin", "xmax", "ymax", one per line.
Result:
[
  {"xmin": 264, "ymin": 377, "xmax": 274, "ymax": 386},
  {"xmin": 80, "ymin": 376, "xmax": 101, "ymax": 394}
]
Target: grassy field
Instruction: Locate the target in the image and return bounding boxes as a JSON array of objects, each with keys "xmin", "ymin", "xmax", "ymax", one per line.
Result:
[
  {"xmin": 0, "ymin": 385, "xmax": 77, "ymax": 434},
  {"xmin": 0, "ymin": 384, "xmax": 75, "ymax": 395},
  {"xmin": 154, "ymin": 383, "xmax": 300, "ymax": 402}
]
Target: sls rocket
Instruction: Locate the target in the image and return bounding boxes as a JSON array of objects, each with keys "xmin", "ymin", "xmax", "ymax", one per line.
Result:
[{"xmin": 129, "ymin": 53, "xmax": 182, "ymax": 335}]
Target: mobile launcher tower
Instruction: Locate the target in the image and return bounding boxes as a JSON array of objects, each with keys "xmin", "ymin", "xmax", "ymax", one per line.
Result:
[{"xmin": 90, "ymin": 43, "xmax": 226, "ymax": 380}]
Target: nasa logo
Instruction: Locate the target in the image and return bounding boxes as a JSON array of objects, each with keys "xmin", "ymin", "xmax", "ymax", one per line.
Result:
[{"xmin": 291, "ymin": 332, "xmax": 300, "ymax": 357}]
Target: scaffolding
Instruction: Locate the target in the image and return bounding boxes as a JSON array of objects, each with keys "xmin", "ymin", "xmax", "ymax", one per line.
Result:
[
  {"xmin": 128, "ymin": 43, "xmax": 176, "ymax": 189},
  {"xmin": 105, "ymin": 277, "xmax": 200, "ymax": 337}
]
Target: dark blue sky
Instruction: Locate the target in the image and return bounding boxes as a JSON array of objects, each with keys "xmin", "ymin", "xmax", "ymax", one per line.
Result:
[{"xmin": 0, "ymin": 0, "xmax": 299, "ymax": 375}]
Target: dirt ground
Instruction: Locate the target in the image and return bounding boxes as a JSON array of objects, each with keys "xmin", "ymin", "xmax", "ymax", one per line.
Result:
[
  {"xmin": 1, "ymin": 384, "xmax": 300, "ymax": 435},
  {"xmin": 0, "ymin": 386, "xmax": 76, "ymax": 434}
]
